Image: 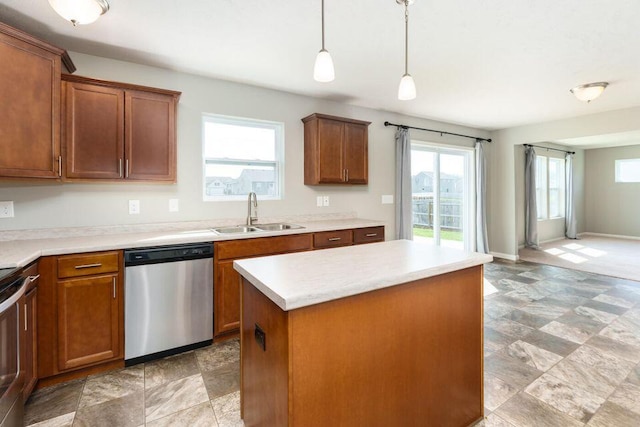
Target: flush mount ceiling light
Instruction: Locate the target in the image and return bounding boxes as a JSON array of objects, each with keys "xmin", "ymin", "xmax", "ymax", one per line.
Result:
[
  {"xmin": 48, "ymin": 0, "xmax": 110, "ymax": 26},
  {"xmin": 397, "ymin": 0, "xmax": 416, "ymax": 101},
  {"xmin": 570, "ymin": 82, "xmax": 609, "ymax": 103},
  {"xmin": 313, "ymin": 0, "xmax": 335, "ymax": 82}
]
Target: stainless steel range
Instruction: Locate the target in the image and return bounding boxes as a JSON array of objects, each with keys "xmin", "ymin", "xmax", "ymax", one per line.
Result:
[{"xmin": 0, "ymin": 269, "xmax": 27, "ymax": 427}]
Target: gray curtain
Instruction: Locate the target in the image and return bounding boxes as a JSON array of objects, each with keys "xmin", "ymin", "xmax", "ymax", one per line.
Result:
[
  {"xmin": 395, "ymin": 127, "xmax": 413, "ymax": 240},
  {"xmin": 565, "ymin": 152, "xmax": 578, "ymax": 239},
  {"xmin": 524, "ymin": 146, "xmax": 539, "ymax": 248},
  {"xmin": 475, "ymin": 141, "xmax": 489, "ymax": 253}
]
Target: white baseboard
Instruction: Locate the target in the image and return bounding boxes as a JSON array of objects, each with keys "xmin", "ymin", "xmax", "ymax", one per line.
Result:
[
  {"xmin": 490, "ymin": 251, "xmax": 519, "ymax": 261},
  {"xmin": 581, "ymin": 232, "xmax": 640, "ymax": 241}
]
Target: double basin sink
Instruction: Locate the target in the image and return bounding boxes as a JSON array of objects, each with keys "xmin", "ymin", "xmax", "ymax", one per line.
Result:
[{"xmin": 212, "ymin": 223, "xmax": 304, "ymax": 235}]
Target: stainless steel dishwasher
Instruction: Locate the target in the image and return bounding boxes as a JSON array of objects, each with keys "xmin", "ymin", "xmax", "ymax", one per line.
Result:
[{"xmin": 124, "ymin": 243, "xmax": 213, "ymax": 365}]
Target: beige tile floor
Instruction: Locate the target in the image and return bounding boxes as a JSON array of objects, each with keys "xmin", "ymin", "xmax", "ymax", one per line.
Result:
[{"xmin": 25, "ymin": 260, "xmax": 640, "ymax": 426}]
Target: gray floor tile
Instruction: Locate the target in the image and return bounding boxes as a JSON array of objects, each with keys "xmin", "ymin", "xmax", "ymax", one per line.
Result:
[
  {"xmin": 586, "ymin": 334, "xmax": 640, "ymax": 363},
  {"xmin": 145, "ymin": 351, "xmax": 200, "ymax": 390},
  {"xmin": 26, "ymin": 412, "xmax": 75, "ymax": 427},
  {"xmin": 583, "ymin": 299, "xmax": 629, "ymax": 315},
  {"xmin": 484, "ymin": 373, "xmax": 518, "ymax": 412},
  {"xmin": 505, "ymin": 340, "xmax": 563, "ymax": 372},
  {"xmin": 146, "ymin": 401, "xmax": 219, "ymax": 427},
  {"xmin": 608, "ymin": 382, "xmax": 640, "ymax": 415},
  {"xmin": 202, "ymin": 361, "xmax": 240, "ymax": 400},
  {"xmin": 521, "ymin": 329, "xmax": 580, "ymax": 357},
  {"xmin": 145, "ymin": 374, "xmax": 210, "ymax": 423},
  {"xmin": 587, "ymin": 401, "xmax": 640, "ymax": 427},
  {"xmin": 24, "ymin": 379, "xmax": 85, "ymax": 426},
  {"xmin": 494, "ymin": 392, "xmax": 583, "ymax": 427},
  {"xmin": 540, "ymin": 320, "xmax": 592, "ymax": 344},
  {"xmin": 484, "ymin": 350, "xmax": 543, "ymax": 390},
  {"xmin": 503, "ymin": 309, "xmax": 551, "ymax": 329},
  {"xmin": 74, "ymin": 391, "xmax": 144, "ymax": 427},
  {"xmin": 195, "ymin": 339, "xmax": 240, "ymax": 372},
  {"xmin": 79, "ymin": 364, "xmax": 144, "ymax": 408},
  {"xmin": 486, "ymin": 317, "xmax": 535, "ymax": 340},
  {"xmin": 211, "ymin": 391, "xmax": 243, "ymax": 427}
]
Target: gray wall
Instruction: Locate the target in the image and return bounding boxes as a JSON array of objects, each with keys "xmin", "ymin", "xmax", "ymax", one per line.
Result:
[
  {"xmin": 488, "ymin": 106, "xmax": 640, "ymax": 258},
  {"xmin": 0, "ymin": 52, "xmax": 488, "ymax": 236},
  {"xmin": 585, "ymin": 145, "xmax": 640, "ymax": 237}
]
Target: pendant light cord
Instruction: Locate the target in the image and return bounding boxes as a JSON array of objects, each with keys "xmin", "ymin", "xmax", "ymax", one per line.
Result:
[
  {"xmin": 321, "ymin": 0, "xmax": 326, "ymax": 50},
  {"xmin": 404, "ymin": 0, "xmax": 409, "ymax": 75}
]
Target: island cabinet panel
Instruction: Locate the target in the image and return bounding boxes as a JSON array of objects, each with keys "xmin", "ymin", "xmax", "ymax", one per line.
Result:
[
  {"xmin": 214, "ymin": 234, "xmax": 313, "ymax": 338},
  {"xmin": 37, "ymin": 251, "xmax": 124, "ymax": 387},
  {"xmin": 61, "ymin": 74, "xmax": 180, "ymax": 182},
  {"xmin": 240, "ymin": 265, "xmax": 484, "ymax": 426},
  {"xmin": 0, "ymin": 22, "xmax": 73, "ymax": 179},
  {"xmin": 302, "ymin": 113, "xmax": 370, "ymax": 185}
]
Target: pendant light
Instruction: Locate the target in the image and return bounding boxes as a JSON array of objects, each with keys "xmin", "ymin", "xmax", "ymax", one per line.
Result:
[
  {"xmin": 313, "ymin": 0, "xmax": 335, "ymax": 82},
  {"xmin": 48, "ymin": 0, "xmax": 110, "ymax": 26},
  {"xmin": 397, "ymin": 0, "xmax": 416, "ymax": 100}
]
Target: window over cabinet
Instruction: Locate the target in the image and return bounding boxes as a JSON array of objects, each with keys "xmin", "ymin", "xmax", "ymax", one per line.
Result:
[
  {"xmin": 615, "ymin": 159, "xmax": 640, "ymax": 183},
  {"xmin": 535, "ymin": 155, "xmax": 565, "ymax": 220},
  {"xmin": 202, "ymin": 114, "xmax": 284, "ymax": 201}
]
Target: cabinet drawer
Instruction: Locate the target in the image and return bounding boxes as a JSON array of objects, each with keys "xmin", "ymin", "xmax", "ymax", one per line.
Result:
[
  {"xmin": 313, "ymin": 229, "xmax": 353, "ymax": 248},
  {"xmin": 57, "ymin": 251, "xmax": 120, "ymax": 279},
  {"xmin": 216, "ymin": 234, "xmax": 313, "ymax": 260},
  {"xmin": 353, "ymin": 226, "xmax": 385, "ymax": 244}
]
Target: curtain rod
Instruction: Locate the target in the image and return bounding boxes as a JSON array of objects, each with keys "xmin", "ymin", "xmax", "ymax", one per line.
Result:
[
  {"xmin": 523, "ymin": 144, "xmax": 575, "ymax": 155},
  {"xmin": 384, "ymin": 121, "xmax": 492, "ymax": 143}
]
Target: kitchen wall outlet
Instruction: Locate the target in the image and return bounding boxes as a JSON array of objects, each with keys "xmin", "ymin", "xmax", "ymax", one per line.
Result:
[
  {"xmin": 323, "ymin": 196, "xmax": 330, "ymax": 207},
  {"xmin": 382, "ymin": 195, "xmax": 394, "ymax": 204},
  {"xmin": 0, "ymin": 201, "xmax": 14, "ymax": 218},
  {"xmin": 169, "ymin": 198, "xmax": 179, "ymax": 212},
  {"xmin": 316, "ymin": 196, "xmax": 323, "ymax": 207},
  {"xmin": 128, "ymin": 200, "xmax": 140, "ymax": 215}
]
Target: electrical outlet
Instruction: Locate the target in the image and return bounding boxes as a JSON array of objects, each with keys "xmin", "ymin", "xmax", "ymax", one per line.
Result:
[
  {"xmin": 323, "ymin": 196, "xmax": 330, "ymax": 207},
  {"xmin": 382, "ymin": 195, "xmax": 394, "ymax": 204},
  {"xmin": 317, "ymin": 196, "xmax": 323, "ymax": 207},
  {"xmin": 169, "ymin": 198, "xmax": 179, "ymax": 212},
  {"xmin": 0, "ymin": 201, "xmax": 14, "ymax": 218},
  {"xmin": 128, "ymin": 200, "xmax": 140, "ymax": 215}
]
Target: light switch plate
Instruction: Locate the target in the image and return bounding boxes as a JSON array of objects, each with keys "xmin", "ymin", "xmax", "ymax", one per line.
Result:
[
  {"xmin": 0, "ymin": 201, "xmax": 14, "ymax": 218},
  {"xmin": 382, "ymin": 195, "xmax": 394, "ymax": 204},
  {"xmin": 169, "ymin": 198, "xmax": 179, "ymax": 212},
  {"xmin": 129, "ymin": 200, "xmax": 140, "ymax": 215},
  {"xmin": 323, "ymin": 196, "xmax": 330, "ymax": 207}
]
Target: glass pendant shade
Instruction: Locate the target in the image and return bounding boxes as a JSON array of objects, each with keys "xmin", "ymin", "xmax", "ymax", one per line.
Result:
[
  {"xmin": 570, "ymin": 82, "xmax": 608, "ymax": 103},
  {"xmin": 48, "ymin": 0, "xmax": 109, "ymax": 25},
  {"xmin": 398, "ymin": 74, "xmax": 416, "ymax": 100},
  {"xmin": 314, "ymin": 49, "xmax": 335, "ymax": 82}
]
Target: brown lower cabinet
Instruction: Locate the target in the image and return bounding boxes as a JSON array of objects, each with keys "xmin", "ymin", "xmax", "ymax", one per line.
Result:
[
  {"xmin": 214, "ymin": 226, "xmax": 385, "ymax": 339},
  {"xmin": 38, "ymin": 251, "xmax": 124, "ymax": 386}
]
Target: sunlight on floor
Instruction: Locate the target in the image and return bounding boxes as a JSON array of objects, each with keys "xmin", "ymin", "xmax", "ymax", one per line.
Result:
[
  {"xmin": 483, "ymin": 278, "xmax": 498, "ymax": 296},
  {"xmin": 543, "ymin": 242, "xmax": 608, "ymax": 264}
]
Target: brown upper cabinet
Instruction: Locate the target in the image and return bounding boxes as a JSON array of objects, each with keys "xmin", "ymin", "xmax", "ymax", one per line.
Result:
[
  {"xmin": 302, "ymin": 113, "xmax": 371, "ymax": 185},
  {"xmin": 0, "ymin": 22, "xmax": 75, "ymax": 179},
  {"xmin": 62, "ymin": 74, "xmax": 181, "ymax": 182}
]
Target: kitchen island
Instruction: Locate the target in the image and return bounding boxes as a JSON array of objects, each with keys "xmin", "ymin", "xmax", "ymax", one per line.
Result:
[{"xmin": 234, "ymin": 239, "xmax": 493, "ymax": 427}]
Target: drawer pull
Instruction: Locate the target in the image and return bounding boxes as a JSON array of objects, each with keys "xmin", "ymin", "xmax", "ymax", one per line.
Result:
[
  {"xmin": 74, "ymin": 263, "xmax": 102, "ymax": 270},
  {"xmin": 113, "ymin": 277, "xmax": 116, "ymax": 299},
  {"xmin": 29, "ymin": 274, "xmax": 40, "ymax": 282},
  {"xmin": 365, "ymin": 233, "xmax": 378, "ymax": 237},
  {"xmin": 328, "ymin": 237, "xmax": 342, "ymax": 242},
  {"xmin": 24, "ymin": 304, "xmax": 28, "ymax": 331}
]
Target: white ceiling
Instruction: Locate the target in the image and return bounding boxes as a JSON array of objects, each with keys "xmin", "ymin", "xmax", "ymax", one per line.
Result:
[{"xmin": 2, "ymin": 0, "xmax": 640, "ymax": 131}]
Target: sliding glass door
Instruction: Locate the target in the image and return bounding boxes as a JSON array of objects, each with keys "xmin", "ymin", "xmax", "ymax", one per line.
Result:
[{"xmin": 411, "ymin": 143, "xmax": 474, "ymax": 250}]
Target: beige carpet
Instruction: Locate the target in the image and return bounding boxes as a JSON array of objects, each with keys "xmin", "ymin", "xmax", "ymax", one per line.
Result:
[{"xmin": 519, "ymin": 235, "xmax": 640, "ymax": 282}]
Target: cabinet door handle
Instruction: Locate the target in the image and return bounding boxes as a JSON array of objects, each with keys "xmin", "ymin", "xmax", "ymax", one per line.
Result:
[
  {"xmin": 74, "ymin": 263, "xmax": 102, "ymax": 270},
  {"xmin": 58, "ymin": 156, "xmax": 62, "ymax": 177},
  {"xmin": 125, "ymin": 159, "xmax": 129, "ymax": 178},
  {"xmin": 119, "ymin": 158, "xmax": 123, "ymax": 178},
  {"xmin": 365, "ymin": 233, "xmax": 378, "ymax": 237},
  {"xmin": 29, "ymin": 274, "xmax": 40, "ymax": 282},
  {"xmin": 345, "ymin": 168, "xmax": 349, "ymax": 182},
  {"xmin": 24, "ymin": 303, "xmax": 28, "ymax": 331},
  {"xmin": 113, "ymin": 277, "xmax": 116, "ymax": 299},
  {"xmin": 328, "ymin": 237, "xmax": 342, "ymax": 241}
]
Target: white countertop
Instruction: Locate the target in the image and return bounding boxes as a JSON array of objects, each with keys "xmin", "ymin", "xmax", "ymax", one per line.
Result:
[
  {"xmin": 0, "ymin": 217, "xmax": 385, "ymax": 269},
  {"xmin": 234, "ymin": 239, "xmax": 493, "ymax": 311}
]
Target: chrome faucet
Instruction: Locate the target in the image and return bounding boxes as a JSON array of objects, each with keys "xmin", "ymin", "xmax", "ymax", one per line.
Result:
[{"xmin": 247, "ymin": 192, "xmax": 258, "ymax": 226}]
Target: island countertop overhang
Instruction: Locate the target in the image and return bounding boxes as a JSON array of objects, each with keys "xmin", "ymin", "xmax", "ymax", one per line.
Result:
[{"xmin": 234, "ymin": 239, "xmax": 493, "ymax": 311}]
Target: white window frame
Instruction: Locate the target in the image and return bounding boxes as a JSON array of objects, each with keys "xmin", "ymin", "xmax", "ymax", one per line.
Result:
[
  {"xmin": 202, "ymin": 114, "xmax": 284, "ymax": 201},
  {"xmin": 536, "ymin": 155, "xmax": 565, "ymax": 220},
  {"xmin": 615, "ymin": 159, "xmax": 640, "ymax": 183}
]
